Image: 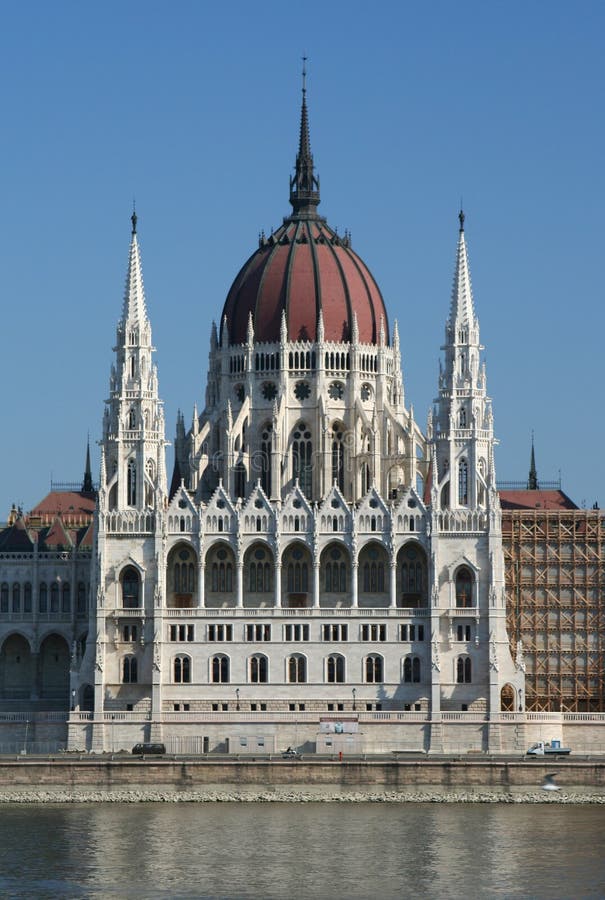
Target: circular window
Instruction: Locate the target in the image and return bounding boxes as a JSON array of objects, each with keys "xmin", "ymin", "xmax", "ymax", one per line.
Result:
[
  {"xmin": 406, "ymin": 547, "xmax": 417, "ymax": 560},
  {"xmin": 369, "ymin": 548, "xmax": 378, "ymax": 560},
  {"xmin": 331, "ymin": 499, "xmax": 339, "ymax": 509},
  {"xmin": 294, "ymin": 381, "xmax": 311, "ymax": 400},
  {"xmin": 254, "ymin": 548, "xmax": 265, "ymax": 560},
  {"xmin": 217, "ymin": 548, "xmax": 227, "ymax": 560},
  {"xmin": 293, "ymin": 499, "xmax": 302, "ymax": 509},
  {"xmin": 254, "ymin": 499, "xmax": 263, "ymax": 509},
  {"xmin": 330, "ymin": 547, "xmax": 341, "ymax": 560},
  {"xmin": 292, "ymin": 548, "xmax": 303, "ymax": 560},
  {"xmin": 369, "ymin": 499, "xmax": 378, "ymax": 509},
  {"xmin": 178, "ymin": 499, "xmax": 187, "ymax": 509},
  {"xmin": 217, "ymin": 499, "xmax": 225, "ymax": 509},
  {"xmin": 407, "ymin": 499, "xmax": 417, "ymax": 508},
  {"xmin": 178, "ymin": 549, "xmax": 190, "ymax": 561},
  {"xmin": 262, "ymin": 382, "xmax": 277, "ymax": 401},
  {"xmin": 328, "ymin": 382, "xmax": 344, "ymax": 400}
]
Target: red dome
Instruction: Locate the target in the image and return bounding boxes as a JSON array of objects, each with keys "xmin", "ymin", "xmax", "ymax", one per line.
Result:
[{"xmin": 221, "ymin": 217, "xmax": 389, "ymax": 346}]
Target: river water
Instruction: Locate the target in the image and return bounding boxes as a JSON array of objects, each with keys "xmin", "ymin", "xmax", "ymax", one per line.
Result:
[{"xmin": 0, "ymin": 802, "xmax": 603, "ymax": 899}]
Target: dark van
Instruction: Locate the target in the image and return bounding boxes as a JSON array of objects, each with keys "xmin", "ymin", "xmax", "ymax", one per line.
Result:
[{"xmin": 132, "ymin": 743, "xmax": 166, "ymax": 756}]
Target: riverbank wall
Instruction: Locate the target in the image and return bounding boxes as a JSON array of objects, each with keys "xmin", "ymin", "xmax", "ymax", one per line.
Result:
[{"xmin": 0, "ymin": 757, "xmax": 604, "ymax": 794}]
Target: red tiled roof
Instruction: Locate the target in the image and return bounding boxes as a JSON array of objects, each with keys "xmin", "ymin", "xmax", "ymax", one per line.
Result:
[
  {"xmin": 498, "ymin": 489, "xmax": 578, "ymax": 511},
  {"xmin": 29, "ymin": 491, "xmax": 96, "ymax": 523},
  {"xmin": 221, "ymin": 219, "xmax": 388, "ymax": 346}
]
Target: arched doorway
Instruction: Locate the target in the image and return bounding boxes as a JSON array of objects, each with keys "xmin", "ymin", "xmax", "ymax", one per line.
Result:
[
  {"xmin": 396, "ymin": 543, "xmax": 429, "ymax": 608},
  {"xmin": 39, "ymin": 634, "xmax": 70, "ymax": 702},
  {"xmin": 281, "ymin": 542, "xmax": 313, "ymax": 608},
  {"xmin": 0, "ymin": 634, "xmax": 32, "ymax": 699},
  {"xmin": 357, "ymin": 541, "xmax": 389, "ymax": 608},
  {"xmin": 501, "ymin": 683, "xmax": 515, "ymax": 711},
  {"xmin": 204, "ymin": 542, "xmax": 236, "ymax": 608},
  {"xmin": 166, "ymin": 542, "xmax": 198, "ymax": 608}
]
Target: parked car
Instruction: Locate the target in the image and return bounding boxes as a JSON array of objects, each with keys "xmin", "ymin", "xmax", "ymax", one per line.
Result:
[
  {"xmin": 282, "ymin": 747, "xmax": 302, "ymax": 759},
  {"xmin": 132, "ymin": 743, "xmax": 167, "ymax": 756}
]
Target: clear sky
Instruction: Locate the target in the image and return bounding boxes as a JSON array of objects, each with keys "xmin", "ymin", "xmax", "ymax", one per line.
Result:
[{"xmin": 0, "ymin": 0, "xmax": 603, "ymax": 516}]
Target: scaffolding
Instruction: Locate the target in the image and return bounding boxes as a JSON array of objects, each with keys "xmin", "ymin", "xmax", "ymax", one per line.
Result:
[{"xmin": 503, "ymin": 509, "xmax": 605, "ymax": 711}]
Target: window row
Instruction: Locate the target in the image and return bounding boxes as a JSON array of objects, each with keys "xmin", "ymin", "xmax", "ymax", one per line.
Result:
[
  {"xmin": 184, "ymin": 623, "xmax": 427, "ymax": 642},
  {"xmin": 119, "ymin": 653, "xmax": 461, "ymax": 685},
  {"xmin": 0, "ymin": 581, "xmax": 87, "ymax": 616}
]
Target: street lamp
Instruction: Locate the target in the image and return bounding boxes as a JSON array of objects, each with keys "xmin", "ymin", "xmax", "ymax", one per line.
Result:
[
  {"xmin": 236, "ymin": 688, "xmax": 240, "ymax": 711},
  {"xmin": 518, "ymin": 689, "xmax": 523, "ymax": 712},
  {"xmin": 352, "ymin": 687, "xmax": 356, "ymax": 711},
  {"xmin": 71, "ymin": 689, "xmax": 76, "ymax": 712}
]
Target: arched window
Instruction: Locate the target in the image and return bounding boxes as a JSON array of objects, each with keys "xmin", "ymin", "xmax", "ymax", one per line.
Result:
[
  {"xmin": 365, "ymin": 654, "xmax": 383, "ymax": 683},
  {"xmin": 249, "ymin": 654, "xmax": 268, "ymax": 683},
  {"xmin": 128, "ymin": 408, "xmax": 136, "ymax": 429},
  {"xmin": 50, "ymin": 583, "xmax": 59, "ymax": 613},
  {"xmin": 404, "ymin": 656, "xmax": 421, "ymax": 683},
  {"xmin": 325, "ymin": 549, "xmax": 347, "ymax": 592},
  {"xmin": 458, "ymin": 459, "xmax": 468, "ymax": 505},
  {"xmin": 123, "ymin": 656, "xmax": 138, "ymax": 683},
  {"xmin": 457, "ymin": 656, "xmax": 472, "ymax": 683},
  {"xmin": 127, "ymin": 459, "xmax": 137, "ymax": 506},
  {"xmin": 211, "ymin": 655, "xmax": 229, "ymax": 683},
  {"xmin": 292, "ymin": 423, "xmax": 313, "ymax": 498},
  {"xmin": 360, "ymin": 462, "xmax": 371, "ymax": 495},
  {"xmin": 287, "ymin": 562, "xmax": 309, "ymax": 593},
  {"xmin": 38, "ymin": 582, "xmax": 47, "ymax": 614},
  {"xmin": 260, "ymin": 424, "xmax": 272, "ymax": 496},
  {"xmin": 249, "ymin": 547, "xmax": 272, "ymax": 592},
  {"xmin": 174, "ymin": 655, "xmax": 191, "ymax": 683},
  {"xmin": 12, "ymin": 583, "xmax": 20, "ymax": 614},
  {"xmin": 211, "ymin": 557, "xmax": 233, "ymax": 592},
  {"xmin": 363, "ymin": 561, "xmax": 385, "ymax": 592},
  {"xmin": 459, "ymin": 407, "xmax": 466, "ymax": 427},
  {"xmin": 477, "ymin": 458, "xmax": 486, "ymax": 507},
  {"xmin": 327, "ymin": 654, "xmax": 345, "ymax": 683},
  {"xmin": 331, "ymin": 425, "xmax": 345, "ymax": 491},
  {"xmin": 62, "ymin": 582, "xmax": 70, "ymax": 613},
  {"xmin": 122, "ymin": 567, "xmax": 141, "ymax": 608},
  {"xmin": 455, "ymin": 567, "xmax": 474, "ymax": 608},
  {"xmin": 288, "ymin": 654, "xmax": 306, "ymax": 683},
  {"xmin": 145, "ymin": 458, "xmax": 155, "ymax": 507},
  {"xmin": 0, "ymin": 583, "xmax": 8, "ymax": 613},
  {"xmin": 23, "ymin": 582, "xmax": 32, "ymax": 613}
]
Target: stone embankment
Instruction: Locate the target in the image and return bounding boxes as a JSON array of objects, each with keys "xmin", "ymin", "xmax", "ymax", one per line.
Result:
[{"xmin": 0, "ymin": 788, "xmax": 604, "ymax": 803}]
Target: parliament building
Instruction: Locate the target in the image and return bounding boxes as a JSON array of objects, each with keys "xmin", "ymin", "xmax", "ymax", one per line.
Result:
[{"xmin": 0, "ymin": 77, "xmax": 602, "ymax": 755}]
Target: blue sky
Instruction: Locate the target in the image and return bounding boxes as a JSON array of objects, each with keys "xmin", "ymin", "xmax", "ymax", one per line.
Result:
[{"xmin": 0, "ymin": 1, "xmax": 603, "ymax": 515}]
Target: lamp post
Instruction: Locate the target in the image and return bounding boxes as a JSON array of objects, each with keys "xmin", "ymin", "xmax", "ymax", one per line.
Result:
[
  {"xmin": 71, "ymin": 689, "xmax": 76, "ymax": 712},
  {"xmin": 352, "ymin": 687, "xmax": 356, "ymax": 711},
  {"xmin": 518, "ymin": 689, "xmax": 523, "ymax": 713},
  {"xmin": 236, "ymin": 688, "xmax": 240, "ymax": 711}
]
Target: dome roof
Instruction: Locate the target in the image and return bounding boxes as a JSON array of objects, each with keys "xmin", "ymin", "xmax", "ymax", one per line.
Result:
[{"xmin": 220, "ymin": 72, "xmax": 389, "ymax": 347}]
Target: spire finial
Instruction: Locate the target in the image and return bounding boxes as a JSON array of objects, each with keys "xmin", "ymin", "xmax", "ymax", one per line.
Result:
[
  {"xmin": 83, "ymin": 433, "xmax": 94, "ymax": 493},
  {"xmin": 458, "ymin": 208, "xmax": 465, "ymax": 232},
  {"xmin": 289, "ymin": 59, "xmax": 320, "ymax": 217},
  {"xmin": 528, "ymin": 431, "xmax": 538, "ymax": 490},
  {"xmin": 131, "ymin": 201, "xmax": 137, "ymax": 235}
]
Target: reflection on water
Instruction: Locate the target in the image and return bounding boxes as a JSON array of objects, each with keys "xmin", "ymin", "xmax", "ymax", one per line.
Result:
[{"xmin": 0, "ymin": 803, "xmax": 603, "ymax": 899}]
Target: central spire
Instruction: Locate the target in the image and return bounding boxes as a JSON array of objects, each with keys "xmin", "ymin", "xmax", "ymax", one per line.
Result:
[{"xmin": 289, "ymin": 58, "xmax": 320, "ymax": 217}]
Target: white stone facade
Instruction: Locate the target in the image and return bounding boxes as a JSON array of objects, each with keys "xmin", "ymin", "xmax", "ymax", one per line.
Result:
[{"xmin": 70, "ymin": 202, "xmax": 523, "ymax": 753}]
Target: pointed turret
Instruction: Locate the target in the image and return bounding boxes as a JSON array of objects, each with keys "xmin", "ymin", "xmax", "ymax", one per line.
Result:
[
  {"xmin": 448, "ymin": 209, "xmax": 477, "ymax": 337},
  {"xmin": 101, "ymin": 212, "xmax": 166, "ymax": 510},
  {"xmin": 528, "ymin": 433, "xmax": 538, "ymax": 490},
  {"xmin": 121, "ymin": 210, "xmax": 148, "ymax": 326},
  {"xmin": 434, "ymin": 211, "xmax": 494, "ymax": 510},
  {"xmin": 289, "ymin": 58, "xmax": 320, "ymax": 217},
  {"xmin": 82, "ymin": 436, "xmax": 94, "ymax": 493}
]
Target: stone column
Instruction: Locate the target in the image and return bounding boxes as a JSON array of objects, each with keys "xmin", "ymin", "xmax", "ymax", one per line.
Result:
[
  {"xmin": 389, "ymin": 560, "xmax": 397, "ymax": 608},
  {"xmin": 198, "ymin": 563, "xmax": 205, "ymax": 607},
  {"xmin": 351, "ymin": 564, "xmax": 358, "ymax": 608},
  {"xmin": 275, "ymin": 563, "xmax": 282, "ymax": 608},
  {"xmin": 236, "ymin": 564, "xmax": 244, "ymax": 608},
  {"xmin": 313, "ymin": 564, "xmax": 320, "ymax": 608}
]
